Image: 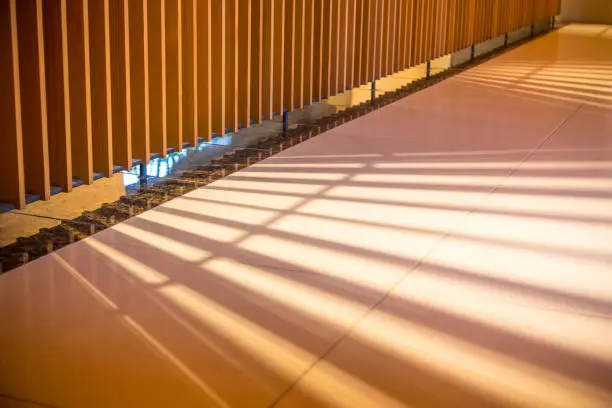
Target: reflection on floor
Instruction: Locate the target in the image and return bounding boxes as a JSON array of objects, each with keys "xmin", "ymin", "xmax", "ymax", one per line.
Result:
[{"xmin": 1, "ymin": 24, "xmax": 611, "ymax": 408}]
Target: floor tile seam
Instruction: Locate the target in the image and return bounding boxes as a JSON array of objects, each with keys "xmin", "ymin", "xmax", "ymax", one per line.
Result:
[
  {"xmin": 484, "ymin": 103, "xmax": 586, "ymax": 198},
  {"xmin": 265, "ymin": 199, "xmax": 479, "ymax": 407},
  {"xmin": 0, "ymin": 393, "xmax": 62, "ymax": 408}
]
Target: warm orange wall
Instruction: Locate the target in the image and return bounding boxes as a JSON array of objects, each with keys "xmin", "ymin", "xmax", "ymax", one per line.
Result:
[{"xmin": 561, "ymin": 0, "xmax": 612, "ymax": 24}]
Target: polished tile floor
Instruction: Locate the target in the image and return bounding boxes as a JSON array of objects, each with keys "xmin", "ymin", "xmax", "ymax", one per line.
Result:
[{"xmin": 1, "ymin": 24, "xmax": 611, "ymax": 408}]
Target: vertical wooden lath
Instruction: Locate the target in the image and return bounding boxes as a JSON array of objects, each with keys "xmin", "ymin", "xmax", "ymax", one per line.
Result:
[{"xmin": 0, "ymin": 0, "xmax": 25, "ymax": 208}]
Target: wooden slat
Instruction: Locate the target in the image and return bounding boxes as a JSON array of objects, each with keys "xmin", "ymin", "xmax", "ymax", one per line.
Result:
[
  {"xmin": 210, "ymin": 0, "xmax": 225, "ymax": 134},
  {"xmin": 88, "ymin": 0, "xmax": 113, "ymax": 174},
  {"xmin": 354, "ymin": 0, "xmax": 365, "ymax": 86},
  {"xmin": 283, "ymin": 0, "xmax": 295, "ymax": 111},
  {"xmin": 374, "ymin": 0, "xmax": 384, "ymax": 79},
  {"xmin": 447, "ymin": 0, "xmax": 456, "ymax": 53},
  {"xmin": 238, "ymin": 0, "xmax": 252, "ymax": 126},
  {"xmin": 182, "ymin": 0, "xmax": 197, "ymax": 145},
  {"xmin": 404, "ymin": 0, "xmax": 412, "ymax": 65},
  {"xmin": 293, "ymin": 0, "xmax": 305, "ymax": 109},
  {"xmin": 303, "ymin": 0, "xmax": 315, "ymax": 104},
  {"xmin": 361, "ymin": 0, "xmax": 369, "ymax": 84},
  {"xmin": 128, "ymin": 0, "xmax": 149, "ymax": 162},
  {"xmin": 320, "ymin": 0, "xmax": 332, "ymax": 98},
  {"xmin": 435, "ymin": 0, "xmax": 442, "ymax": 58},
  {"xmin": 16, "ymin": 0, "xmax": 51, "ymax": 200},
  {"xmin": 66, "ymin": 0, "xmax": 93, "ymax": 184},
  {"xmin": 367, "ymin": 0, "xmax": 377, "ymax": 81},
  {"xmin": 345, "ymin": 0, "xmax": 356, "ymax": 89},
  {"xmin": 147, "ymin": 0, "xmax": 165, "ymax": 156},
  {"xmin": 391, "ymin": 0, "xmax": 399, "ymax": 71},
  {"xmin": 272, "ymin": 0, "xmax": 285, "ymax": 115},
  {"xmin": 196, "ymin": 0, "xmax": 212, "ymax": 140},
  {"xmin": 329, "ymin": 0, "xmax": 338, "ymax": 96},
  {"xmin": 250, "ymin": 0, "xmax": 263, "ymax": 124},
  {"xmin": 395, "ymin": 0, "xmax": 404, "ymax": 72},
  {"xmin": 108, "ymin": 0, "xmax": 131, "ymax": 169},
  {"xmin": 0, "ymin": 0, "xmax": 25, "ymax": 208},
  {"xmin": 3, "ymin": 0, "xmax": 563, "ymax": 207},
  {"xmin": 164, "ymin": 0, "xmax": 181, "ymax": 149},
  {"xmin": 43, "ymin": 0, "xmax": 72, "ymax": 192},
  {"xmin": 261, "ymin": 0, "xmax": 273, "ymax": 119},
  {"xmin": 381, "ymin": 0, "xmax": 390, "ymax": 76},
  {"xmin": 416, "ymin": 0, "xmax": 424, "ymax": 65},
  {"xmin": 337, "ymin": 0, "xmax": 347, "ymax": 93},
  {"xmin": 311, "ymin": 0, "xmax": 323, "ymax": 101},
  {"xmin": 225, "ymin": 0, "xmax": 238, "ymax": 131},
  {"xmin": 349, "ymin": 0, "xmax": 360, "ymax": 87},
  {"xmin": 423, "ymin": 0, "xmax": 432, "ymax": 62}
]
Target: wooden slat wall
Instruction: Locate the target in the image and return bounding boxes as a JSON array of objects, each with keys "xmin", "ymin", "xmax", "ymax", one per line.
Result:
[
  {"xmin": 0, "ymin": 0, "xmax": 560, "ymax": 208},
  {"xmin": 225, "ymin": 0, "xmax": 238, "ymax": 132}
]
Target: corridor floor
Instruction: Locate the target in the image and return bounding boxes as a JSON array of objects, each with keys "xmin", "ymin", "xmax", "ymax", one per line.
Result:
[{"xmin": 1, "ymin": 24, "xmax": 611, "ymax": 408}]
